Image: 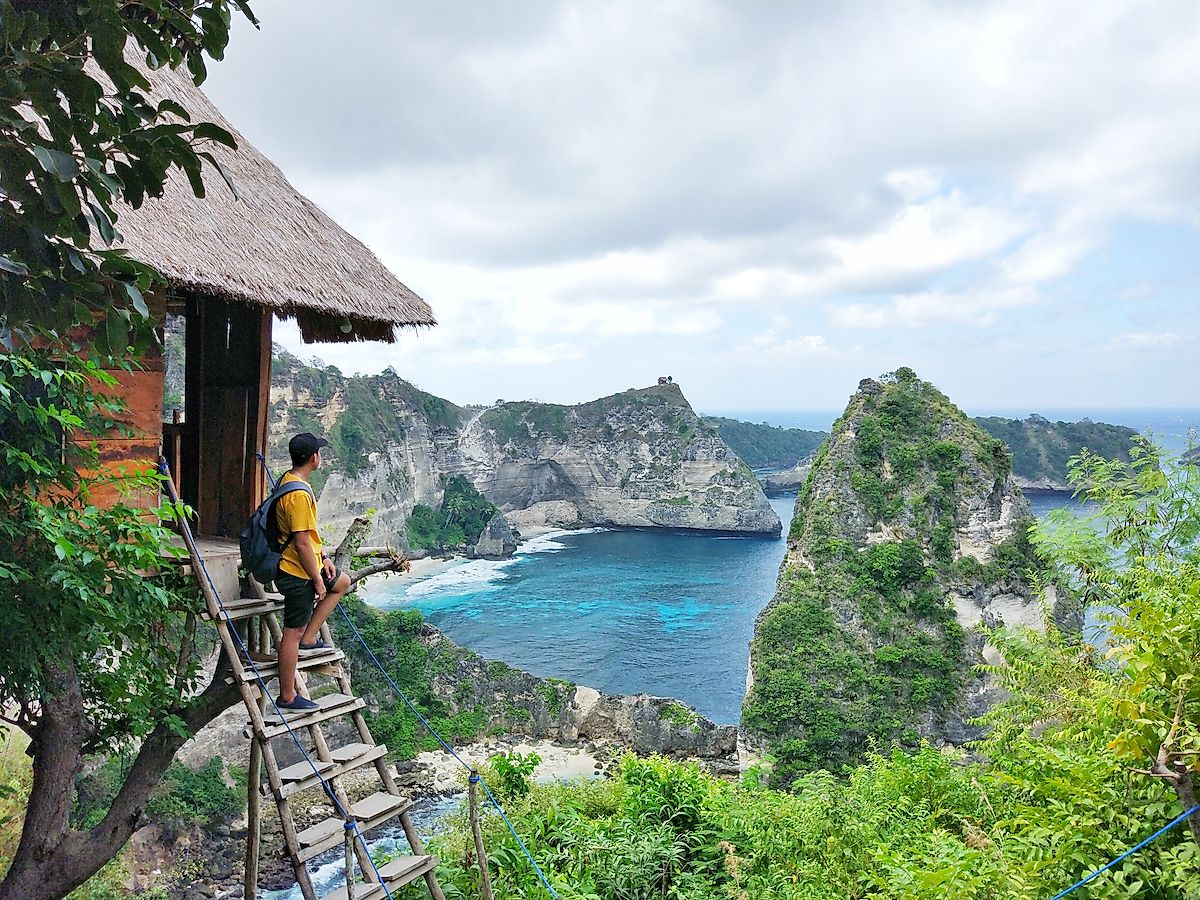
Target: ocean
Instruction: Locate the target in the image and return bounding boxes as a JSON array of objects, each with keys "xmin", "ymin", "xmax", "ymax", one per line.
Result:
[
  {"xmin": 370, "ymin": 494, "xmax": 797, "ymax": 725},
  {"xmin": 371, "ymin": 407, "xmax": 1197, "ymax": 725}
]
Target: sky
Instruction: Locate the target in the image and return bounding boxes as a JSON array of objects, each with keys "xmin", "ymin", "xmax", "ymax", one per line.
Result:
[{"xmin": 203, "ymin": 0, "xmax": 1199, "ymax": 412}]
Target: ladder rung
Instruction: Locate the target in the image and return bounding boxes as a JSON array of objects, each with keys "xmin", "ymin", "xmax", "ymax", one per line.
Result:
[
  {"xmin": 317, "ymin": 856, "xmax": 438, "ymax": 900},
  {"xmin": 273, "ymin": 744, "xmax": 389, "ymax": 799},
  {"xmin": 203, "ymin": 595, "xmax": 284, "ymax": 621},
  {"xmin": 258, "ymin": 694, "xmax": 364, "ymax": 739},
  {"xmin": 230, "ymin": 648, "xmax": 345, "ymax": 684},
  {"xmin": 297, "ymin": 792, "xmax": 412, "ymax": 862},
  {"xmin": 330, "ymin": 742, "xmax": 374, "ymax": 763},
  {"xmin": 276, "ymin": 758, "xmax": 336, "ymax": 782}
]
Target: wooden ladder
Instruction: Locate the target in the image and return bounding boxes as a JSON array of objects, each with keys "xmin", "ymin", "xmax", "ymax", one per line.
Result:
[{"xmin": 176, "ymin": 521, "xmax": 446, "ymax": 900}]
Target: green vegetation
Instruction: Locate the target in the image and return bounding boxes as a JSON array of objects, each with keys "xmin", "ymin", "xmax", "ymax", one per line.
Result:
[
  {"xmin": 976, "ymin": 414, "xmax": 1139, "ymax": 485},
  {"xmin": 747, "ymin": 370, "xmax": 1027, "ymax": 778},
  {"xmin": 72, "ymin": 757, "xmax": 241, "ymax": 831},
  {"xmin": 406, "ymin": 474, "xmax": 498, "ymax": 551},
  {"xmin": 537, "ymin": 679, "xmax": 575, "ymax": 718},
  {"xmin": 427, "ymin": 446, "xmax": 1200, "ymax": 898},
  {"xmin": 704, "ymin": 415, "xmax": 828, "ymax": 468},
  {"xmin": 481, "ymin": 401, "xmax": 571, "ymax": 447},
  {"xmin": 331, "ymin": 599, "xmax": 490, "ymax": 759},
  {"xmin": 270, "ymin": 348, "xmax": 467, "ymax": 476}
]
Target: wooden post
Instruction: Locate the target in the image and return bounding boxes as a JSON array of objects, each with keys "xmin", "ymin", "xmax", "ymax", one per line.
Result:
[
  {"xmin": 245, "ymin": 735, "xmax": 262, "ymax": 899},
  {"xmin": 469, "ymin": 774, "xmax": 495, "ymax": 900},
  {"xmin": 343, "ymin": 824, "xmax": 357, "ymax": 900}
]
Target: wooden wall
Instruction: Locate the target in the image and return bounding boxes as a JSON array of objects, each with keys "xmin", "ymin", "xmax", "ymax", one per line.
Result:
[
  {"xmin": 73, "ymin": 293, "xmax": 167, "ymax": 513},
  {"xmin": 80, "ymin": 292, "xmax": 272, "ymax": 536}
]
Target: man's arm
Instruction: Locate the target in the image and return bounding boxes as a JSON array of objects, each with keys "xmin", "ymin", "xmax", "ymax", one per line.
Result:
[{"xmin": 291, "ymin": 531, "xmax": 326, "ymax": 600}]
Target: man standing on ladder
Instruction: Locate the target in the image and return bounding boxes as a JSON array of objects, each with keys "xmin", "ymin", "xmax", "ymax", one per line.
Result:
[{"xmin": 274, "ymin": 432, "xmax": 352, "ymax": 711}]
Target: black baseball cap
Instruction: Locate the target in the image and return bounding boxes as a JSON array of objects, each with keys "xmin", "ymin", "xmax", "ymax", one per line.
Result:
[{"xmin": 289, "ymin": 432, "xmax": 330, "ymax": 460}]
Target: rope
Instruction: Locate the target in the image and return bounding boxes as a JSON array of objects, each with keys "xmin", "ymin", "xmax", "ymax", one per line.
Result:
[
  {"xmin": 158, "ymin": 460, "xmax": 394, "ymax": 900},
  {"xmin": 1048, "ymin": 803, "xmax": 1200, "ymax": 900},
  {"xmin": 336, "ymin": 605, "xmax": 562, "ymax": 899},
  {"xmin": 259, "ymin": 455, "xmax": 561, "ymax": 896}
]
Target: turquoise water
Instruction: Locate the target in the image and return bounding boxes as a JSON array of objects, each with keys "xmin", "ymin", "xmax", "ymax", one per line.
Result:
[{"xmin": 370, "ymin": 495, "xmax": 797, "ymax": 725}]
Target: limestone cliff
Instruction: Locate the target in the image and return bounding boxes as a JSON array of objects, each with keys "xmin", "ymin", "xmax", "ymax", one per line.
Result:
[
  {"xmin": 269, "ymin": 349, "xmax": 779, "ymax": 544},
  {"xmin": 742, "ymin": 368, "xmax": 1078, "ymax": 781}
]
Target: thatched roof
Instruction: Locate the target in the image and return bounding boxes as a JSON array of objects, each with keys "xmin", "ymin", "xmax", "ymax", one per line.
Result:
[{"xmin": 111, "ymin": 54, "xmax": 435, "ymax": 343}]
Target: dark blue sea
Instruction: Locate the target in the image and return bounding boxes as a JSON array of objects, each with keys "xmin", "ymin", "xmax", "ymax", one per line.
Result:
[{"xmin": 369, "ymin": 408, "xmax": 1196, "ymax": 726}]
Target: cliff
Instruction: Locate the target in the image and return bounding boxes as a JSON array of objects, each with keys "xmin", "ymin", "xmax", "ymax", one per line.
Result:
[
  {"xmin": 268, "ymin": 349, "xmax": 779, "ymax": 544},
  {"xmin": 742, "ymin": 368, "xmax": 1078, "ymax": 781},
  {"xmin": 975, "ymin": 414, "xmax": 1140, "ymax": 490}
]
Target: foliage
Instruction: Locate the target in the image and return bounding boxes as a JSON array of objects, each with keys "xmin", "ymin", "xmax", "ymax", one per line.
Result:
[
  {"xmin": 332, "ymin": 598, "xmax": 490, "ymax": 759},
  {"xmin": 488, "ymin": 750, "xmax": 541, "ymax": 802},
  {"xmin": 703, "ymin": 416, "xmax": 827, "ymax": 469},
  {"xmin": 1030, "ymin": 440, "xmax": 1200, "ymax": 817},
  {"xmin": 407, "ymin": 475, "xmax": 498, "ymax": 551},
  {"xmin": 72, "ymin": 755, "xmax": 239, "ymax": 830},
  {"xmin": 0, "ymin": 0, "xmax": 256, "ymax": 349},
  {"xmin": 0, "ymin": 347, "xmax": 204, "ymax": 754},
  {"xmin": 976, "ymin": 415, "xmax": 1140, "ymax": 486}
]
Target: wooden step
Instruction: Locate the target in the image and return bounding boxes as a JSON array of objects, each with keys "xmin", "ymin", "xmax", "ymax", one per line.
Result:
[
  {"xmin": 231, "ymin": 647, "xmax": 345, "ymax": 684},
  {"xmin": 258, "ymin": 693, "xmax": 364, "ymax": 739},
  {"xmin": 202, "ymin": 594, "xmax": 284, "ymax": 622},
  {"xmin": 276, "ymin": 758, "xmax": 336, "ymax": 782},
  {"xmin": 297, "ymin": 792, "xmax": 411, "ymax": 862},
  {"xmin": 271, "ymin": 743, "xmax": 389, "ymax": 799},
  {"xmin": 317, "ymin": 855, "xmax": 439, "ymax": 900}
]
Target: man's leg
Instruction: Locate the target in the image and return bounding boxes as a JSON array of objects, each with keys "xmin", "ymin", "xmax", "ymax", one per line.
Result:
[
  {"xmin": 301, "ymin": 570, "xmax": 351, "ymax": 645},
  {"xmin": 278, "ymin": 626, "xmax": 303, "ymax": 703}
]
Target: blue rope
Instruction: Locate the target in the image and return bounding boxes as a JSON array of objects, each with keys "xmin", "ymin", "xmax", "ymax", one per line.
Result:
[
  {"xmin": 158, "ymin": 460, "xmax": 395, "ymax": 900},
  {"xmin": 1048, "ymin": 803, "xmax": 1200, "ymax": 900},
  {"xmin": 335, "ymin": 603, "xmax": 562, "ymax": 899}
]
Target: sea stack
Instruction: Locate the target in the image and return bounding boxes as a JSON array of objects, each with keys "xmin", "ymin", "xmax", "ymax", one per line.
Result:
[{"xmin": 742, "ymin": 368, "xmax": 1079, "ymax": 782}]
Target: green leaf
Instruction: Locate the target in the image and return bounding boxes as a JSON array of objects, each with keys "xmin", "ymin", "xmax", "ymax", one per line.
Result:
[
  {"xmin": 87, "ymin": 201, "xmax": 116, "ymax": 245},
  {"xmin": 199, "ymin": 151, "xmax": 240, "ymax": 200},
  {"xmin": 121, "ymin": 281, "xmax": 149, "ymax": 318},
  {"xmin": 32, "ymin": 145, "xmax": 80, "ymax": 181},
  {"xmin": 192, "ymin": 121, "xmax": 237, "ymax": 149},
  {"xmin": 104, "ymin": 310, "xmax": 130, "ymax": 353},
  {"xmin": 0, "ymin": 255, "xmax": 29, "ymax": 276}
]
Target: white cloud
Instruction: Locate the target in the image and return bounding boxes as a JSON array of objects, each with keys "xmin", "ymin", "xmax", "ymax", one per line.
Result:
[
  {"xmin": 1113, "ymin": 332, "xmax": 1184, "ymax": 350},
  {"xmin": 829, "ymin": 287, "xmax": 1040, "ymax": 329},
  {"xmin": 203, "ymin": 0, "xmax": 1200, "ymax": 407}
]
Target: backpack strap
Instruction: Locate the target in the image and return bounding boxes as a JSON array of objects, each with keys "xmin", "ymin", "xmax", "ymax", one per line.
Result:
[{"xmin": 270, "ymin": 480, "xmax": 315, "ymax": 553}]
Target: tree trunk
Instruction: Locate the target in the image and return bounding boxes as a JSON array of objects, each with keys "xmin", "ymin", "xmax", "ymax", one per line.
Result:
[
  {"xmin": 1169, "ymin": 761, "xmax": 1200, "ymax": 848},
  {"xmin": 0, "ymin": 655, "xmax": 241, "ymax": 900}
]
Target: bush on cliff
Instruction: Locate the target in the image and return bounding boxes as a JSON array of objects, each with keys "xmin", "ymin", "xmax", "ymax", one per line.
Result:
[{"xmin": 406, "ymin": 475, "xmax": 498, "ymax": 551}]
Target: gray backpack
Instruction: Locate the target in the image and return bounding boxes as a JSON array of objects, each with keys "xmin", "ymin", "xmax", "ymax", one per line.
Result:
[{"xmin": 239, "ymin": 480, "xmax": 314, "ymax": 584}]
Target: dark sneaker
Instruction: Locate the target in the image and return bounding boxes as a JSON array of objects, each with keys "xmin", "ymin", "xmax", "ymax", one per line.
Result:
[
  {"xmin": 276, "ymin": 694, "xmax": 319, "ymax": 712},
  {"xmin": 297, "ymin": 639, "xmax": 330, "ymax": 658}
]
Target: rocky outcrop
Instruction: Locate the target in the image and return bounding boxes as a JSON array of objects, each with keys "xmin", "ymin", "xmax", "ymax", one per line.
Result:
[
  {"xmin": 269, "ymin": 351, "xmax": 779, "ymax": 544},
  {"xmin": 761, "ymin": 460, "xmax": 811, "ymax": 495},
  {"xmin": 468, "ymin": 513, "xmax": 518, "ymax": 559},
  {"xmin": 742, "ymin": 368, "xmax": 1076, "ymax": 782},
  {"xmin": 418, "ymin": 626, "xmax": 738, "ymax": 770}
]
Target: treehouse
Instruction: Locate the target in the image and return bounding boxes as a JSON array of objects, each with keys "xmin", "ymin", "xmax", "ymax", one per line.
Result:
[
  {"xmin": 72, "ymin": 53, "xmax": 450, "ymax": 900},
  {"xmin": 95, "ymin": 55, "xmax": 434, "ymax": 596}
]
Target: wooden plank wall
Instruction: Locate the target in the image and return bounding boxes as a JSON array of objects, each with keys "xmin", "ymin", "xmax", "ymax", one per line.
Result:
[{"xmin": 74, "ymin": 293, "xmax": 167, "ymax": 512}]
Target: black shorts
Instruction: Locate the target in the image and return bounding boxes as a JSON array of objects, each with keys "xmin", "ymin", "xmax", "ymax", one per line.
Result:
[{"xmin": 275, "ymin": 565, "xmax": 342, "ymax": 630}]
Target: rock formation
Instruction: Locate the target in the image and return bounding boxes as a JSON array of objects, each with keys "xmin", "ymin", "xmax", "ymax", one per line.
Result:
[
  {"xmin": 269, "ymin": 350, "xmax": 779, "ymax": 544},
  {"xmin": 742, "ymin": 368, "xmax": 1079, "ymax": 782}
]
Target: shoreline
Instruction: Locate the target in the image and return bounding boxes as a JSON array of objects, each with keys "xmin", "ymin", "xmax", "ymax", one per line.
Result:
[{"xmin": 407, "ymin": 737, "xmax": 609, "ymax": 794}]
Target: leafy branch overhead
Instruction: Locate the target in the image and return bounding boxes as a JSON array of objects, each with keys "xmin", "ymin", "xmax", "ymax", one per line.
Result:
[{"xmin": 0, "ymin": 0, "xmax": 256, "ymax": 351}]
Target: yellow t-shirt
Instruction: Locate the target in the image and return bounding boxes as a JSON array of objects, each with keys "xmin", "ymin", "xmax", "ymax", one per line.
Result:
[{"xmin": 275, "ymin": 472, "xmax": 323, "ymax": 579}]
